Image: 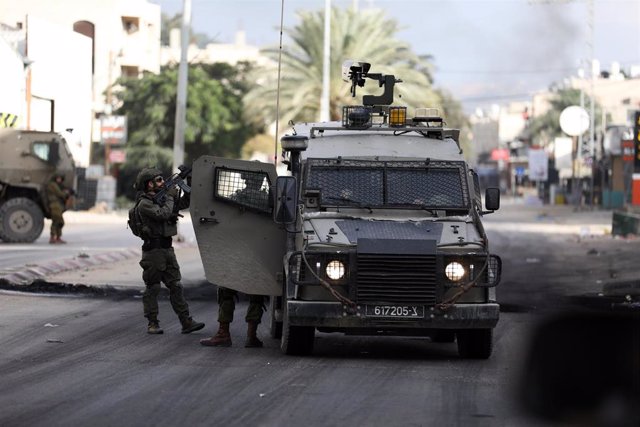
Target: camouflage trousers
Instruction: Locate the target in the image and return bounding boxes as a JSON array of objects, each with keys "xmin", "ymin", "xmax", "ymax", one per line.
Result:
[
  {"xmin": 139, "ymin": 248, "xmax": 190, "ymax": 320},
  {"xmin": 217, "ymin": 287, "xmax": 265, "ymax": 324},
  {"xmin": 49, "ymin": 204, "xmax": 64, "ymax": 237}
]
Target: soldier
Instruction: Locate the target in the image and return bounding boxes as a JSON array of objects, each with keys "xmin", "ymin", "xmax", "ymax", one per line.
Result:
[
  {"xmin": 200, "ymin": 172, "xmax": 267, "ymax": 348},
  {"xmin": 46, "ymin": 173, "xmax": 73, "ymax": 244},
  {"xmin": 134, "ymin": 167, "xmax": 205, "ymax": 335}
]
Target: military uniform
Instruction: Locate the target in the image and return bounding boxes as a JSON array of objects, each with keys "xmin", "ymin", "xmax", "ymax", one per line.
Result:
[
  {"xmin": 134, "ymin": 167, "xmax": 204, "ymax": 335},
  {"xmin": 47, "ymin": 174, "xmax": 70, "ymax": 244}
]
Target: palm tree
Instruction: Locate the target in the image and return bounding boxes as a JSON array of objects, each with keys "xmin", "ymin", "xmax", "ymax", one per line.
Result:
[{"xmin": 244, "ymin": 6, "xmax": 442, "ymax": 127}]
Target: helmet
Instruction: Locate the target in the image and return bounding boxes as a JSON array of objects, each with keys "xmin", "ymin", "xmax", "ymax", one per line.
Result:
[{"xmin": 135, "ymin": 167, "xmax": 163, "ymax": 191}]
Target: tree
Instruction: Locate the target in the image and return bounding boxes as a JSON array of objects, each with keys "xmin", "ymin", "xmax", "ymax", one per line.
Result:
[
  {"xmin": 243, "ymin": 6, "xmax": 446, "ymax": 127},
  {"xmin": 112, "ymin": 63, "xmax": 260, "ymax": 199},
  {"xmin": 525, "ymin": 88, "xmax": 606, "ymax": 147}
]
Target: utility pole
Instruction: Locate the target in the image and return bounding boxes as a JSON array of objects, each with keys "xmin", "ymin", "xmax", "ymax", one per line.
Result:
[
  {"xmin": 173, "ymin": 0, "xmax": 191, "ymax": 172},
  {"xmin": 588, "ymin": 0, "xmax": 596, "ymax": 206},
  {"xmin": 319, "ymin": 0, "xmax": 331, "ymax": 122}
]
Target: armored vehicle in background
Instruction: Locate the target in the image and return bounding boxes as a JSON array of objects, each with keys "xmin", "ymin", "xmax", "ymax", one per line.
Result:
[
  {"xmin": 190, "ymin": 62, "xmax": 502, "ymax": 358},
  {"xmin": 0, "ymin": 129, "xmax": 76, "ymax": 242}
]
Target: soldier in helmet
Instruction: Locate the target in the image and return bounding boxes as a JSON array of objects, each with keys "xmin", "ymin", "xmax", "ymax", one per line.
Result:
[
  {"xmin": 200, "ymin": 171, "xmax": 267, "ymax": 348},
  {"xmin": 134, "ymin": 167, "xmax": 205, "ymax": 335},
  {"xmin": 46, "ymin": 173, "xmax": 73, "ymax": 244}
]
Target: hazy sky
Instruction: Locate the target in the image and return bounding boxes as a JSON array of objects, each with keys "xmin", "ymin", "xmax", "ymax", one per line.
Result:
[{"xmin": 151, "ymin": 0, "xmax": 640, "ymax": 111}]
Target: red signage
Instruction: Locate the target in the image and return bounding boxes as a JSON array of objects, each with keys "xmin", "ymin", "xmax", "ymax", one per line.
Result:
[
  {"xmin": 108, "ymin": 149, "xmax": 126, "ymax": 164},
  {"xmin": 622, "ymin": 140, "xmax": 634, "ymax": 162},
  {"xmin": 491, "ymin": 148, "xmax": 510, "ymax": 161}
]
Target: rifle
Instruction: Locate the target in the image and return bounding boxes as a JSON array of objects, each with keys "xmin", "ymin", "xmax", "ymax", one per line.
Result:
[{"xmin": 153, "ymin": 164, "xmax": 192, "ymax": 207}]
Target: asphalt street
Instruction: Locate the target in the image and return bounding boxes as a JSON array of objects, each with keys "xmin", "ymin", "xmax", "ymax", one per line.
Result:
[{"xmin": 1, "ymin": 199, "xmax": 639, "ymax": 427}]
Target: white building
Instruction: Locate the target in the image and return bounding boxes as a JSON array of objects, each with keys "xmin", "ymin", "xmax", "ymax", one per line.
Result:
[
  {"xmin": 0, "ymin": 0, "xmax": 161, "ymax": 166},
  {"xmin": 161, "ymin": 28, "xmax": 271, "ymax": 67}
]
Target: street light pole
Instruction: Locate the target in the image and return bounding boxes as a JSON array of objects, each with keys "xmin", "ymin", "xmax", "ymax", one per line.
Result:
[
  {"xmin": 319, "ymin": 0, "xmax": 331, "ymax": 122},
  {"xmin": 173, "ymin": 0, "xmax": 191, "ymax": 172},
  {"xmin": 588, "ymin": 0, "xmax": 596, "ymax": 206}
]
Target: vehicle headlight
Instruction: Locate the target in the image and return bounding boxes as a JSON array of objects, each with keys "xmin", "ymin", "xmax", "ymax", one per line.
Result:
[
  {"xmin": 325, "ymin": 260, "xmax": 345, "ymax": 280},
  {"xmin": 445, "ymin": 262, "xmax": 465, "ymax": 282}
]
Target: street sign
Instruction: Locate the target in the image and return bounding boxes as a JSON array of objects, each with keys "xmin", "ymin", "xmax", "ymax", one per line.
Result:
[
  {"xmin": 528, "ymin": 149, "xmax": 548, "ymax": 181},
  {"xmin": 100, "ymin": 115, "xmax": 128, "ymax": 145},
  {"xmin": 559, "ymin": 106, "xmax": 589, "ymax": 136},
  {"xmin": 108, "ymin": 149, "xmax": 126, "ymax": 164}
]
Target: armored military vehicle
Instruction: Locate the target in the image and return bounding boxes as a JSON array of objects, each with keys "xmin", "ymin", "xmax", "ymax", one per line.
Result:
[
  {"xmin": 0, "ymin": 129, "xmax": 76, "ymax": 242},
  {"xmin": 190, "ymin": 61, "xmax": 502, "ymax": 358}
]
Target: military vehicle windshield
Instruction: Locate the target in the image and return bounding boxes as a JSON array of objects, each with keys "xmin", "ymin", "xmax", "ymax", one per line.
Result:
[{"xmin": 305, "ymin": 158, "xmax": 470, "ymax": 210}]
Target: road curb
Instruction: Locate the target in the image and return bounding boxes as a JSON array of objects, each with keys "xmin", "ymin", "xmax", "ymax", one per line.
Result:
[{"xmin": 0, "ymin": 247, "xmax": 141, "ymax": 286}]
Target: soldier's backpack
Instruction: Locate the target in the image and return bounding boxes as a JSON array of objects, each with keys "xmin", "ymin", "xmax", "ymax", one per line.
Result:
[{"xmin": 127, "ymin": 200, "xmax": 144, "ymax": 238}]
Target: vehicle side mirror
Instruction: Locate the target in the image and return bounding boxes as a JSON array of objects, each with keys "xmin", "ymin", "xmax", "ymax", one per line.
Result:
[
  {"xmin": 274, "ymin": 176, "xmax": 297, "ymax": 224},
  {"xmin": 484, "ymin": 188, "xmax": 500, "ymax": 212}
]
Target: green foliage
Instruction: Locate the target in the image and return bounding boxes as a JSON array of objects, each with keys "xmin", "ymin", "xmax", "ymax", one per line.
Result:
[
  {"xmin": 244, "ymin": 6, "xmax": 443, "ymax": 127},
  {"xmin": 112, "ymin": 63, "xmax": 260, "ymax": 200},
  {"xmin": 525, "ymin": 88, "xmax": 606, "ymax": 146}
]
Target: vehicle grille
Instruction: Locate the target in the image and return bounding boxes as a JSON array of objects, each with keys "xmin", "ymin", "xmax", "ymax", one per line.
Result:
[{"xmin": 356, "ymin": 253, "xmax": 437, "ymax": 304}]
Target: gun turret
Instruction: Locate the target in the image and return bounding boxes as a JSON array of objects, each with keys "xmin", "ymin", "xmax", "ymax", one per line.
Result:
[{"xmin": 341, "ymin": 60, "xmax": 402, "ymax": 107}]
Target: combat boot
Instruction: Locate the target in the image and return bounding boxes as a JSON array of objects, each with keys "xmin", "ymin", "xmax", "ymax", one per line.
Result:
[
  {"xmin": 200, "ymin": 322, "xmax": 231, "ymax": 347},
  {"xmin": 245, "ymin": 321, "xmax": 263, "ymax": 348},
  {"xmin": 147, "ymin": 321, "xmax": 164, "ymax": 335},
  {"xmin": 180, "ymin": 317, "xmax": 205, "ymax": 334},
  {"xmin": 49, "ymin": 235, "xmax": 57, "ymax": 244}
]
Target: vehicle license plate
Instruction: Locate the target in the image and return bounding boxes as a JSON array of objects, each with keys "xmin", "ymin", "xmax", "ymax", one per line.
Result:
[{"xmin": 365, "ymin": 305, "xmax": 424, "ymax": 318}]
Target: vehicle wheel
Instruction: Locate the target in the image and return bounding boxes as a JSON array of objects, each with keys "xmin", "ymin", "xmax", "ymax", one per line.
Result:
[
  {"xmin": 431, "ymin": 330, "xmax": 456, "ymax": 343},
  {"xmin": 269, "ymin": 296, "xmax": 283, "ymax": 339},
  {"xmin": 280, "ymin": 299, "xmax": 315, "ymax": 356},
  {"xmin": 457, "ymin": 328, "xmax": 493, "ymax": 359},
  {"xmin": 0, "ymin": 197, "xmax": 45, "ymax": 243}
]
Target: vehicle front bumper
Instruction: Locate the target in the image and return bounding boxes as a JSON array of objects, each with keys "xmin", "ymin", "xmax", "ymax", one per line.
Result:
[{"xmin": 287, "ymin": 301, "xmax": 500, "ymax": 329}]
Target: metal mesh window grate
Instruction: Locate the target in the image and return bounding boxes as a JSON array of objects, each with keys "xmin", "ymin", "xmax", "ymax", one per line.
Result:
[
  {"xmin": 215, "ymin": 168, "xmax": 271, "ymax": 213},
  {"xmin": 386, "ymin": 169, "xmax": 465, "ymax": 208},
  {"xmin": 305, "ymin": 159, "xmax": 469, "ymax": 209},
  {"xmin": 307, "ymin": 167, "xmax": 384, "ymax": 206}
]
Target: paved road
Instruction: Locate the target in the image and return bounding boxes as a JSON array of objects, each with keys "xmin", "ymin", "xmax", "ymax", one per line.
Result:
[
  {"xmin": 0, "ymin": 292, "xmax": 542, "ymax": 427},
  {"xmin": 0, "ymin": 202, "xmax": 638, "ymax": 426}
]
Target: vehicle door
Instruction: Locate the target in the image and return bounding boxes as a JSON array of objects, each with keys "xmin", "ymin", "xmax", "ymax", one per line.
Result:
[{"xmin": 190, "ymin": 156, "xmax": 286, "ymax": 296}]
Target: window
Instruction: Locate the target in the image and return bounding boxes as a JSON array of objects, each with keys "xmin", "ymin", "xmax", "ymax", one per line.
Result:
[
  {"xmin": 32, "ymin": 142, "xmax": 51, "ymax": 162},
  {"xmin": 120, "ymin": 66, "xmax": 139, "ymax": 79},
  {"xmin": 121, "ymin": 16, "xmax": 139, "ymax": 34}
]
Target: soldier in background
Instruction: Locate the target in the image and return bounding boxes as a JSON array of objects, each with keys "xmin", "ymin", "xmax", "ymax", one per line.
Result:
[
  {"xmin": 46, "ymin": 173, "xmax": 73, "ymax": 244},
  {"xmin": 200, "ymin": 172, "xmax": 267, "ymax": 348},
  {"xmin": 134, "ymin": 167, "xmax": 205, "ymax": 335}
]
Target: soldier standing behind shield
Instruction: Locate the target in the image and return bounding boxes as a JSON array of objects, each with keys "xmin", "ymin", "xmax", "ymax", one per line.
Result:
[{"xmin": 200, "ymin": 172, "xmax": 267, "ymax": 348}]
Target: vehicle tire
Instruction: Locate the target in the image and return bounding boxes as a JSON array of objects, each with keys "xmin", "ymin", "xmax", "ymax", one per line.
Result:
[
  {"xmin": 269, "ymin": 295, "xmax": 283, "ymax": 339},
  {"xmin": 280, "ymin": 299, "xmax": 315, "ymax": 356},
  {"xmin": 0, "ymin": 197, "xmax": 45, "ymax": 243},
  {"xmin": 456, "ymin": 328, "xmax": 493, "ymax": 359},
  {"xmin": 431, "ymin": 330, "xmax": 456, "ymax": 343}
]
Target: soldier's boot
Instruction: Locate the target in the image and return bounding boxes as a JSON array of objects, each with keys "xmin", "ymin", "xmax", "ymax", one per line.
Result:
[
  {"xmin": 180, "ymin": 316, "xmax": 205, "ymax": 334},
  {"xmin": 245, "ymin": 321, "xmax": 263, "ymax": 348},
  {"xmin": 199, "ymin": 322, "xmax": 231, "ymax": 347},
  {"xmin": 49, "ymin": 235, "xmax": 57, "ymax": 244},
  {"xmin": 147, "ymin": 317, "xmax": 164, "ymax": 335},
  {"xmin": 56, "ymin": 235, "xmax": 67, "ymax": 244}
]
